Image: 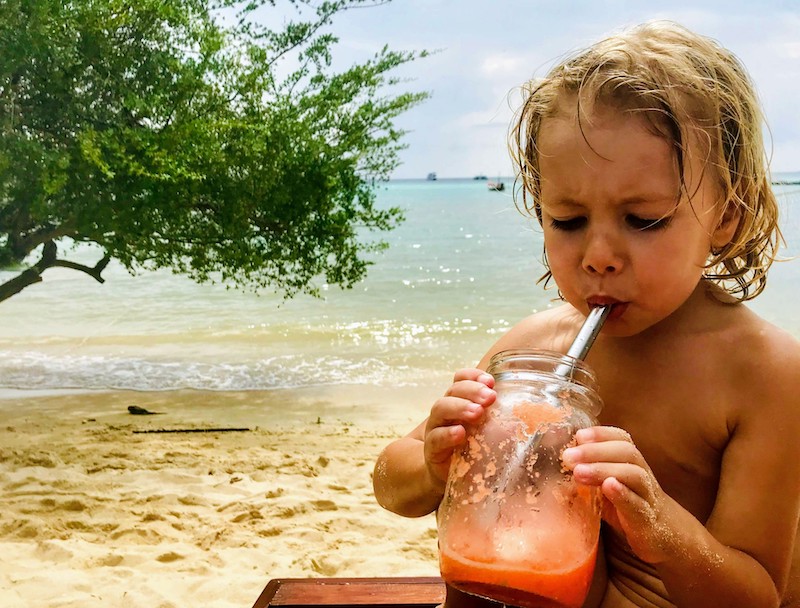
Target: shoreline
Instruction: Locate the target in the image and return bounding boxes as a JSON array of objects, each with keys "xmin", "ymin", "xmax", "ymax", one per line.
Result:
[
  {"xmin": 0, "ymin": 387, "xmax": 442, "ymax": 608},
  {"xmin": 0, "ymin": 383, "xmax": 443, "ymax": 427}
]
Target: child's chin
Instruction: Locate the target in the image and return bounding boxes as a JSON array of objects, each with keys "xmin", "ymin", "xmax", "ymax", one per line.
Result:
[{"xmin": 600, "ymin": 313, "xmax": 654, "ymax": 338}]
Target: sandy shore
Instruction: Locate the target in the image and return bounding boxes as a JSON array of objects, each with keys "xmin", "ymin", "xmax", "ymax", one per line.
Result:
[{"xmin": 0, "ymin": 386, "xmax": 442, "ymax": 608}]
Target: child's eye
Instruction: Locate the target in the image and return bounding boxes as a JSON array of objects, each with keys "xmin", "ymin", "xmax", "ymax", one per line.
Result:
[
  {"xmin": 549, "ymin": 217, "xmax": 587, "ymax": 231},
  {"xmin": 626, "ymin": 215, "xmax": 671, "ymax": 231}
]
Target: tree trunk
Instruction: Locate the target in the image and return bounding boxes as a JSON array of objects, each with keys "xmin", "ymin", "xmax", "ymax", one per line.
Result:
[
  {"xmin": 0, "ymin": 266, "xmax": 47, "ymax": 302},
  {"xmin": 0, "ymin": 240, "xmax": 58, "ymax": 303},
  {"xmin": 0, "ymin": 240, "xmax": 110, "ymax": 304}
]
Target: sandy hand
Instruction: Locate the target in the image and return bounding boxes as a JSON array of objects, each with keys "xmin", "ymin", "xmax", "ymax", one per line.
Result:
[
  {"xmin": 423, "ymin": 369, "xmax": 495, "ymax": 486},
  {"xmin": 561, "ymin": 425, "xmax": 675, "ymax": 564}
]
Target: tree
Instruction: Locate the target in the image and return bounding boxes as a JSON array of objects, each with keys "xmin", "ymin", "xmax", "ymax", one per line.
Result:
[{"xmin": 0, "ymin": 0, "xmax": 427, "ymax": 303}]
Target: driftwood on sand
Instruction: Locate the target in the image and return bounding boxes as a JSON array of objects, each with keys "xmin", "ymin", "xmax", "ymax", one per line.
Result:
[{"xmin": 132, "ymin": 427, "xmax": 251, "ymax": 434}]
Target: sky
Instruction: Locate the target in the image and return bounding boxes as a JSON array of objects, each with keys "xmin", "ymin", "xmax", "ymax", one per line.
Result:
[{"xmin": 261, "ymin": 0, "xmax": 800, "ymax": 180}]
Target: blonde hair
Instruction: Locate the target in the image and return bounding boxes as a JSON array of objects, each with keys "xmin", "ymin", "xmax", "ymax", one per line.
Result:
[{"xmin": 511, "ymin": 20, "xmax": 781, "ymax": 302}]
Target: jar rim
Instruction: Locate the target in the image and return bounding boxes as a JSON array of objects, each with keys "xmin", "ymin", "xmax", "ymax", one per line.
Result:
[{"xmin": 486, "ymin": 348, "xmax": 597, "ymax": 390}]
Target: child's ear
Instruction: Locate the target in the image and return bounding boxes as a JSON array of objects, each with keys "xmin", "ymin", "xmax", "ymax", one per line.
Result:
[{"xmin": 711, "ymin": 201, "xmax": 741, "ymax": 250}]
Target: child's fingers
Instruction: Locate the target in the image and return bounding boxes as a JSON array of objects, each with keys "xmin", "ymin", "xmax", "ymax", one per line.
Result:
[
  {"xmin": 600, "ymin": 476, "xmax": 657, "ymax": 527},
  {"xmin": 565, "ymin": 425, "xmax": 670, "ymax": 563},
  {"xmin": 563, "ymin": 439, "xmax": 648, "ymax": 475},
  {"xmin": 563, "ymin": 427, "xmax": 657, "ymax": 501},
  {"xmin": 425, "ymin": 425, "xmax": 465, "ymax": 464},
  {"xmin": 572, "ymin": 461, "xmax": 657, "ymax": 501},
  {"xmin": 424, "ymin": 424, "xmax": 468, "ymax": 485},
  {"xmin": 565, "ymin": 426, "xmax": 649, "ymax": 473},
  {"xmin": 574, "ymin": 425, "xmax": 633, "ymax": 445},
  {"xmin": 427, "ymin": 395, "xmax": 486, "ymax": 429},
  {"xmin": 599, "ymin": 476, "xmax": 670, "ymax": 564},
  {"xmin": 427, "ymin": 376, "xmax": 496, "ymax": 430},
  {"xmin": 451, "ymin": 368, "xmax": 495, "ymax": 388},
  {"xmin": 421, "ymin": 369, "xmax": 496, "ymax": 484},
  {"xmin": 444, "ymin": 381, "xmax": 496, "ymax": 406},
  {"xmin": 444, "ymin": 378, "xmax": 496, "ymax": 407}
]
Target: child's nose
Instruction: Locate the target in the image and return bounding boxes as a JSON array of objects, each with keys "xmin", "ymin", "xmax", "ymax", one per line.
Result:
[{"xmin": 581, "ymin": 231, "xmax": 624, "ymax": 275}]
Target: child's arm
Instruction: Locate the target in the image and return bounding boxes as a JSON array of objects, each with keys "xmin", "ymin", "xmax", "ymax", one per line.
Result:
[
  {"xmin": 373, "ymin": 368, "xmax": 495, "ymax": 517},
  {"xmin": 563, "ymin": 362, "xmax": 800, "ymax": 608},
  {"xmin": 373, "ymin": 311, "xmax": 561, "ymax": 517}
]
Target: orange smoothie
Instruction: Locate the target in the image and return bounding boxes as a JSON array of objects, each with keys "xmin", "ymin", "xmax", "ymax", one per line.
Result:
[
  {"xmin": 439, "ymin": 539, "xmax": 597, "ymax": 608},
  {"xmin": 438, "ymin": 398, "xmax": 599, "ymax": 607},
  {"xmin": 512, "ymin": 401, "xmax": 568, "ymax": 434}
]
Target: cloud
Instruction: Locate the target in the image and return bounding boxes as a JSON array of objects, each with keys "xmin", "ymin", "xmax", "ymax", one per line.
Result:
[
  {"xmin": 480, "ymin": 53, "xmax": 526, "ymax": 78},
  {"xmin": 303, "ymin": 0, "xmax": 800, "ymax": 177},
  {"xmin": 451, "ymin": 109, "xmax": 510, "ymax": 130},
  {"xmin": 782, "ymin": 41, "xmax": 800, "ymax": 60}
]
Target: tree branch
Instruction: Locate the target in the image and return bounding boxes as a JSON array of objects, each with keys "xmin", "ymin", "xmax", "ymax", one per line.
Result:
[
  {"xmin": 0, "ymin": 242, "xmax": 110, "ymax": 303},
  {"xmin": 53, "ymin": 253, "xmax": 111, "ymax": 283}
]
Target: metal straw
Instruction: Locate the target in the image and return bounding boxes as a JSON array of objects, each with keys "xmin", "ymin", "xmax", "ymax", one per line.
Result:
[
  {"xmin": 554, "ymin": 305, "xmax": 611, "ymax": 378},
  {"xmin": 499, "ymin": 305, "xmax": 612, "ymax": 495}
]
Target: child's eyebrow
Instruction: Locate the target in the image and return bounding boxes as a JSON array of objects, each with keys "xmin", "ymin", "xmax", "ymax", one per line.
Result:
[
  {"xmin": 541, "ymin": 196, "xmax": 584, "ymax": 208},
  {"xmin": 542, "ymin": 193, "xmax": 679, "ymax": 208},
  {"xmin": 618, "ymin": 194, "xmax": 680, "ymax": 206}
]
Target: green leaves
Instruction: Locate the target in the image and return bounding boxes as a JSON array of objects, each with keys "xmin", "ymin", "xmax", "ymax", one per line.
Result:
[{"xmin": 0, "ymin": 0, "xmax": 427, "ymax": 302}]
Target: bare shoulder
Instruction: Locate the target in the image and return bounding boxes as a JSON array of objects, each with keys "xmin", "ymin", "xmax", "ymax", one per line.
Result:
[
  {"xmin": 714, "ymin": 307, "xmax": 800, "ymax": 448},
  {"xmin": 727, "ymin": 307, "xmax": 800, "ymax": 414},
  {"xmin": 703, "ymin": 305, "xmax": 800, "ymax": 590},
  {"xmin": 477, "ymin": 304, "xmax": 583, "ymax": 368}
]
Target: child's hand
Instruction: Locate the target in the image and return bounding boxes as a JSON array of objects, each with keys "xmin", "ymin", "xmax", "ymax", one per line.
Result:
[
  {"xmin": 423, "ymin": 369, "xmax": 495, "ymax": 488},
  {"xmin": 562, "ymin": 426, "xmax": 675, "ymax": 564}
]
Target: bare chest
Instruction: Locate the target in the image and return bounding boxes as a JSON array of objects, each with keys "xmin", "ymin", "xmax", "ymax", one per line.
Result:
[{"xmin": 590, "ymin": 355, "xmax": 732, "ymax": 520}]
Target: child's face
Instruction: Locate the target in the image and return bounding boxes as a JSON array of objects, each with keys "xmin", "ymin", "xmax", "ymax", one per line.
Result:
[{"xmin": 537, "ymin": 102, "xmax": 731, "ymax": 336}]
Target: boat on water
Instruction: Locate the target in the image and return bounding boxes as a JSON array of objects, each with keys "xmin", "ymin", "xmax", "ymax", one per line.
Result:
[
  {"xmin": 487, "ymin": 180, "xmax": 505, "ymax": 191},
  {"xmin": 426, "ymin": 172, "xmax": 437, "ymax": 181}
]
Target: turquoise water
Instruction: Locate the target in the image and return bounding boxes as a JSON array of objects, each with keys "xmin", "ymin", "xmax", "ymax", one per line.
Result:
[{"xmin": 1, "ymin": 177, "xmax": 799, "ymax": 392}]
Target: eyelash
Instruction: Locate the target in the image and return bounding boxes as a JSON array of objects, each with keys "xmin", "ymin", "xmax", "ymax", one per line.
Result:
[{"xmin": 549, "ymin": 215, "xmax": 672, "ymax": 232}]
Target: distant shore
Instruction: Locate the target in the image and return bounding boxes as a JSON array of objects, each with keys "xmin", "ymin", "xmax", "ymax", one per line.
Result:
[{"xmin": 383, "ymin": 175, "xmax": 800, "ymax": 184}]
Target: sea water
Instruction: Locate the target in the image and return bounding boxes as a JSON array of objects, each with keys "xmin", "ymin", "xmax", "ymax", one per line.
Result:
[{"xmin": 1, "ymin": 177, "xmax": 799, "ymax": 394}]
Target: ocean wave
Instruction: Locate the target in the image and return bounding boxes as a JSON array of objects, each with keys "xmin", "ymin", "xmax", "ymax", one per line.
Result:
[{"xmin": 0, "ymin": 351, "xmax": 445, "ymax": 392}]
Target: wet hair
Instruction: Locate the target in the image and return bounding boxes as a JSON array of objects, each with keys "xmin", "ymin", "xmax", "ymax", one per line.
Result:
[{"xmin": 511, "ymin": 20, "xmax": 781, "ymax": 302}]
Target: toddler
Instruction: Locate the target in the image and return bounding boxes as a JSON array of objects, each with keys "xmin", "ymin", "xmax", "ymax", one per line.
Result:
[{"xmin": 373, "ymin": 20, "xmax": 800, "ymax": 608}]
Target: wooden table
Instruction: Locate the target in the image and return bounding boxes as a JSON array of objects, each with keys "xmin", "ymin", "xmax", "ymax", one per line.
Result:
[{"xmin": 251, "ymin": 577, "xmax": 446, "ymax": 608}]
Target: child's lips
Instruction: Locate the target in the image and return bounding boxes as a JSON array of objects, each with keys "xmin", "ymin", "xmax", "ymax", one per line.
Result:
[
  {"xmin": 587, "ymin": 298, "xmax": 628, "ymax": 321},
  {"xmin": 605, "ymin": 302, "xmax": 629, "ymax": 321}
]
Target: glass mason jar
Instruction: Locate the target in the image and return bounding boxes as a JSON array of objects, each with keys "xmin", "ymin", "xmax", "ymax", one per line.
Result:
[{"xmin": 437, "ymin": 349, "xmax": 604, "ymax": 608}]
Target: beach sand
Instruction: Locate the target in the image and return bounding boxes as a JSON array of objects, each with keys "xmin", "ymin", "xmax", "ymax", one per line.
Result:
[{"xmin": 0, "ymin": 386, "xmax": 442, "ymax": 608}]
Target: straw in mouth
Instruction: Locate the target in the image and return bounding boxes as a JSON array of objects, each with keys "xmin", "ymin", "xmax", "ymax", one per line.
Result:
[{"xmin": 555, "ymin": 305, "xmax": 611, "ymax": 378}]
